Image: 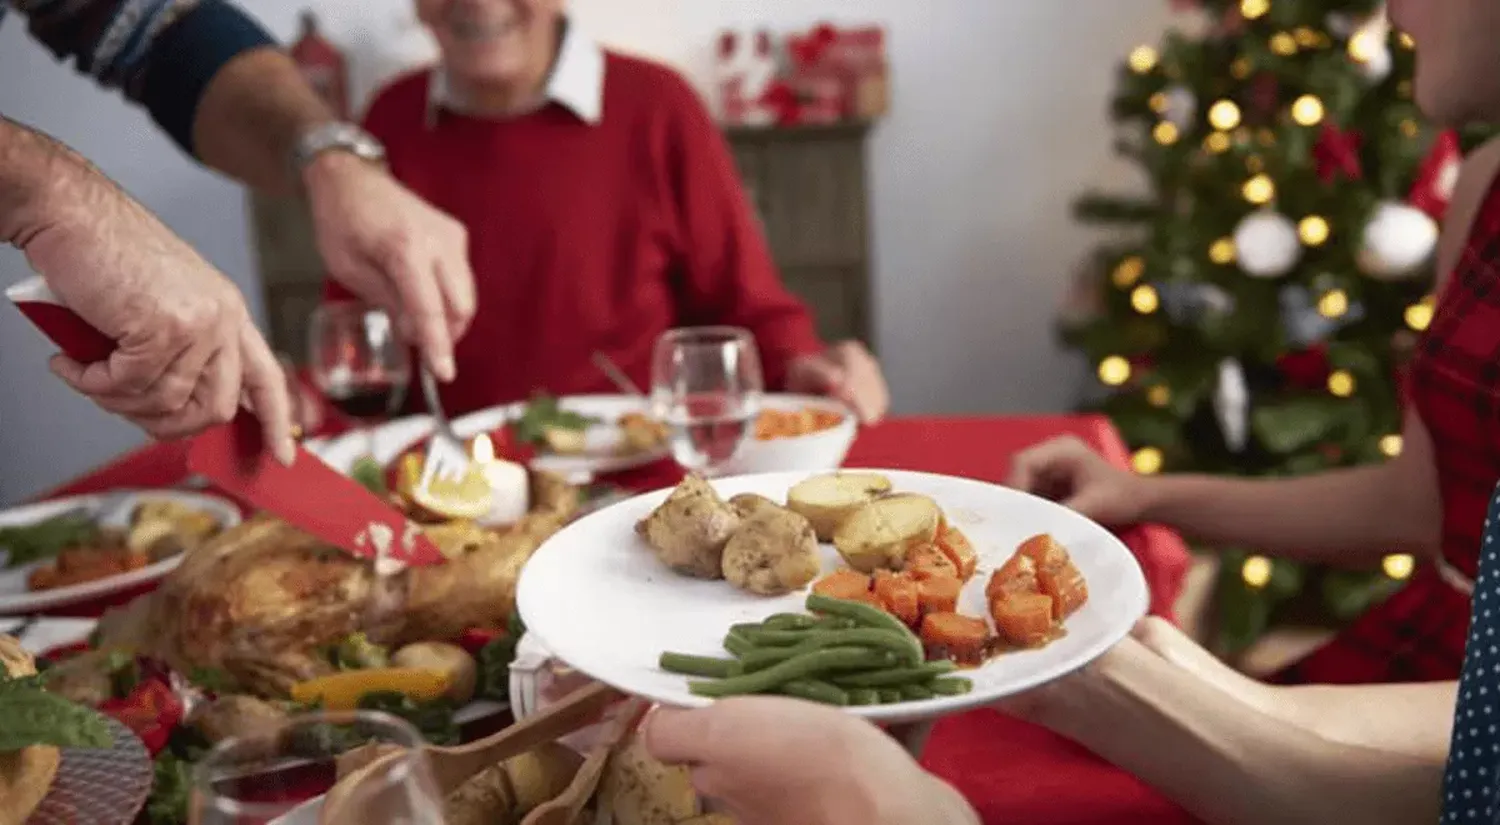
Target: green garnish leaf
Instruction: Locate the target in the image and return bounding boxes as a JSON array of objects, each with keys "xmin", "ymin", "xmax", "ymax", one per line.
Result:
[
  {"xmin": 356, "ymin": 691, "xmax": 459, "ymax": 746},
  {"xmin": 0, "ymin": 676, "xmax": 112, "ymax": 750},
  {"xmin": 514, "ymin": 393, "xmax": 599, "ymax": 445},
  {"xmin": 0, "ymin": 510, "xmax": 99, "ymax": 569},
  {"xmin": 350, "ymin": 456, "xmax": 387, "ymax": 496}
]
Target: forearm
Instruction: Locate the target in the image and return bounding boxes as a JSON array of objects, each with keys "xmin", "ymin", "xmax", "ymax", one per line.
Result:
[
  {"xmin": 191, "ymin": 48, "xmax": 339, "ymax": 195},
  {"xmin": 1038, "ymin": 651, "xmax": 1444, "ymax": 825},
  {"xmin": 1270, "ymin": 681, "xmax": 1456, "ymax": 761},
  {"xmin": 1138, "ymin": 412, "xmax": 1440, "ymax": 563},
  {"xmin": 0, "ymin": 119, "xmax": 93, "ymax": 246}
]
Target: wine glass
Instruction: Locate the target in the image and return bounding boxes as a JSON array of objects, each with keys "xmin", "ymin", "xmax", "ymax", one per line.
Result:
[
  {"xmin": 308, "ymin": 303, "xmax": 411, "ymax": 459},
  {"xmin": 190, "ymin": 710, "xmax": 442, "ymax": 825},
  {"xmin": 650, "ymin": 326, "xmax": 764, "ymax": 476}
]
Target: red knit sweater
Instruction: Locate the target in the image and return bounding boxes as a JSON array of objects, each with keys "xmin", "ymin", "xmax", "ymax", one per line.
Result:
[{"xmin": 327, "ymin": 53, "xmax": 824, "ymax": 415}]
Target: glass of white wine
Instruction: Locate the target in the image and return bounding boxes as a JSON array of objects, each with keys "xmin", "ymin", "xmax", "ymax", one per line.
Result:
[{"xmin": 650, "ymin": 326, "xmax": 763, "ymax": 476}]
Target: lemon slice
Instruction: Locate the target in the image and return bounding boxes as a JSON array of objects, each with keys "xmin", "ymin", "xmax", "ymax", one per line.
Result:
[
  {"xmin": 395, "ymin": 452, "xmax": 425, "ymax": 500},
  {"xmin": 409, "ymin": 462, "xmax": 494, "ymax": 520}
]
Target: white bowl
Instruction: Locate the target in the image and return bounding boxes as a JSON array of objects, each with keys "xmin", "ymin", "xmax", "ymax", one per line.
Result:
[{"xmin": 719, "ymin": 394, "xmax": 857, "ymax": 475}]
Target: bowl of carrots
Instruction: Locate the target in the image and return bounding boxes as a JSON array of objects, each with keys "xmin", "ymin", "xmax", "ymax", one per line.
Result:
[{"xmin": 722, "ymin": 394, "xmax": 857, "ymax": 475}]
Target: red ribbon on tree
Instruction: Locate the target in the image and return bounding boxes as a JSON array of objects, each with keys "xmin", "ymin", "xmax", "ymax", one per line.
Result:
[
  {"xmin": 1409, "ymin": 129, "xmax": 1461, "ymax": 221},
  {"xmin": 1313, "ymin": 123, "xmax": 1364, "ymax": 183}
]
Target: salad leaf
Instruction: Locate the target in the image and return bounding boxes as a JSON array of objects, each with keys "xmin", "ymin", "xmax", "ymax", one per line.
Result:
[
  {"xmin": 514, "ymin": 393, "xmax": 598, "ymax": 445},
  {"xmin": 350, "ymin": 456, "xmax": 387, "ymax": 496},
  {"xmin": 186, "ymin": 666, "xmax": 242, "ymax": 696},
  {"xmin": 0, "ymin": 674, "xmax": 112, "ymax": 750},
  {"xmin": 327, "ymin": 632, "xmax": 389, "ymax": 671},
  {"xmin": 356, "ymin": 691, "xmax": 459, "ymax": 746},
  {"xmin": 0, "ymin": 510, "xmax": 99, "ymax": 569},
  {"xmin": 474, "ymin": 612, "xmax": 526, "ymax": 702},
  {"xmin": 145, "ymin": 728, "xmax": 209, "ymax": 825}
]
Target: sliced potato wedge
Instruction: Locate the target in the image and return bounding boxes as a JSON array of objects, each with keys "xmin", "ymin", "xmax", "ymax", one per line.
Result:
[
  {"xmin": 832, "ymin": 493, "xmax": 941, "ymax": 573},
  {"xmin": 785, "ymin": 472, "xmax": 893, "ymax": 540}
]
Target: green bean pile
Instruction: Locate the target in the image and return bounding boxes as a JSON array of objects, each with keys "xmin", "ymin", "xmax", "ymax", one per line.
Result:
[{"xmin": 659, "ymin": 593, "xmax": 973, "ymax": 707}]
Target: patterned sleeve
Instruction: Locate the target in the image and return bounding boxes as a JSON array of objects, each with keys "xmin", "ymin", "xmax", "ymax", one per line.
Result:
[{"xmin": 3, "ymin": 0, "xmax": 276, "ymax": 155}]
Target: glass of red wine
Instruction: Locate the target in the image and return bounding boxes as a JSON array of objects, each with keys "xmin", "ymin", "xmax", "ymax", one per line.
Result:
[
  {"xmin": 308, "ymin": 302, "xmax": 411, "ymax": 459},
  {"xmin": 650, "ymin": 326, "xmax": 764, "ymax": 477},
  {"xmin": 190, "ymin": 710, "xmax": 441, "ymax": 825}
]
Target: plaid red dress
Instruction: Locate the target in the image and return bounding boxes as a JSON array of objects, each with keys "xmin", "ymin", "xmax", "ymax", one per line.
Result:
[{"xmin": 1274, "ymin": 180, "xmax": 1500, "ymax": 686}]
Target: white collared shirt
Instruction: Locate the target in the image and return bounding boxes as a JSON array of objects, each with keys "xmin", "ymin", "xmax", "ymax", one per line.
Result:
[{"xmin": 426, "ymin": 19, "xmax": 605, "ymax": 127}]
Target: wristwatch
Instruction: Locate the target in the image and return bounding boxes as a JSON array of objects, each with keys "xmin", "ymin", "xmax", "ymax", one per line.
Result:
[{"xmin": 292, "ymin": 122, "xmax": 387, "ymax": 170}]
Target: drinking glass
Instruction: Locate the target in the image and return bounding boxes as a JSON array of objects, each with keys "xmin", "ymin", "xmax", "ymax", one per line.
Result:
[
  {"xmin": 308, "ymin": 303, "xmax": 411, "ymax": 458},
  {"xmin": 190, "ymin": 710, "xmax": 442, "ymax": 825},
  {"xmin": 650, "ymin": 326, "xmax": 764, "ymax": 476}
]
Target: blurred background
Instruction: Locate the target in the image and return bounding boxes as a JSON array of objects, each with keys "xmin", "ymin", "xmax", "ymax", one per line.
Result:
[{"xmin": 0, "ymin": 0, "xmax": 1175, "ymax": 503}]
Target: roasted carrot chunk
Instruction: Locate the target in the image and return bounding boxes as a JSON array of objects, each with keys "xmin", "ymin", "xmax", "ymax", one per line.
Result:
[
  {"xmin": 917, "ymin": 574, "xmax": 962, "ymax": 615},
  {"xmin": 873, "ymin": 570, "xmax": 922, "ymax": 627},
  {"xmin": 920, "ymin": 612, "xmax": 990, "ymax": 664},
  {"xmin": 986, "ymin": 553, "xmax": 1039, "ymax": 602},
  {"xmin": 1017, "ymin": 533, "xmax": 1069, "ymax": 568},
  {"xmin": 1037, "ymin": 563, "xmax": 1089, "ymax": 619},
  {"xmin": 936, "ymin": 524, "xmax": 978, "ymax": 580},
  {"xmin": 990, "ymin": 592, "xmax": 1056, "ymax": 647},
  {"xmin": 812, "ymin": 569, "xmax": 873, "ymax": 602},
  {"xmin": 906, "ymin": 543, "xmax": 958, "ymax": 578}
]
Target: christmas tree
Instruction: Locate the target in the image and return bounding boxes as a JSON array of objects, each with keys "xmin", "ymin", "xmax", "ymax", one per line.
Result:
[{"xmin": 1064, "ymin": 0, "xmax": 1489, "ymax": 651}]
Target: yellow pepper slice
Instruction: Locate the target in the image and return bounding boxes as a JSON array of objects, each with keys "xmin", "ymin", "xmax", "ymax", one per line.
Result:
[{"xmin": 289, "ymin": 667, "xmax": 452, "ymax": 711}]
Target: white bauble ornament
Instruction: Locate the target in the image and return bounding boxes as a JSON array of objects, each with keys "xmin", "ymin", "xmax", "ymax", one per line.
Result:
[
  {"xmin": 1161, "ymin": 85, "xmax": 1196, "ymax": 128},
  {"xmin": 1355, "ymin": 44, "xmax": 1393, "ymax": 83},
  {"xmin": 1214, "ymin": 358, "xmax": 1249, "ymax": 453},
  {"xmin": 1358, "ymin": 201, "xmax": 1439, "ymax": 280},
  {"xmin": 1233, "ymin": 210, "xmax": 1302, "ymax": 278}
]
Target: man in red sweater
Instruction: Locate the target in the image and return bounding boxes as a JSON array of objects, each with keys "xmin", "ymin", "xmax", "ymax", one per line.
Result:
[{"xmin": 328, "ymin": 0, "xmax": 889, "ymax": 421}]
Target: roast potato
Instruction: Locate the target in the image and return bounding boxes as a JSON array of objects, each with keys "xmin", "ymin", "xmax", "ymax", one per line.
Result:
[
  {"xmin": 188, "ymin": 695, "xmax": 289, "ymax": 743},
  {"xmin": 636, "ymin": 475, "xmax": 740, "ymax": 579},
  {"xmin": 599, "ymin": 733, "xmax": 701, "ymax": 825},
  {"xmin": 721, "ymin": 509, "xmax": 821, "ymax": 596},
  {"xmin": 833, "ymin": 494, "xmax": 942, "ymax": 573},
  {"xmin": 786, "ymin": 472, "xmax": 893, "ymax": 540},
  {"xmin": 727, "ymin": 492, "xmax": 782, "ymax": 520},
  {"xmin": 391, "ymin": 642, "xmax": 477, "ymax": 704},
  {"xmin": 503, "ymin": 743, "xmax": 583, "ymax": 812}
]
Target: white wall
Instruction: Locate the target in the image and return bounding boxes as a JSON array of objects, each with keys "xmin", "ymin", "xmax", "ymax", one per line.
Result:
[{"xmin": 0, "ymin": 0, "xmax": 1170, "ymax": 503}]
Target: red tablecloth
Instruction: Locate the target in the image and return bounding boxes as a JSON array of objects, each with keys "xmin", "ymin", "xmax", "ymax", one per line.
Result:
[{"xmin": 32, "ymin": 413, "xmax": 1198, "ymax": 825}]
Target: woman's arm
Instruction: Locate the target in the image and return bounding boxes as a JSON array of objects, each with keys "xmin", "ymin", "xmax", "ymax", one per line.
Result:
[
  {"xmin": 1026, "ymin": 637, "xmax": 1447, "ymax": 825},
  {"xmin": 1136, "ymin": 408, "xmax": 1443, "ymax": 562}
]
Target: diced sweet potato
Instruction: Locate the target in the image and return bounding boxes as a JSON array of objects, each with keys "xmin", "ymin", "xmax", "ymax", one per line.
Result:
[
  {"xmin": 919, "ymin": 612, "xmax": 990, "ymax": 664},
  {"xmin": 812, "ymin": 569, "xmax": 873, "ymax": 602},
  {"xmin": 1016, "ymin": 533, "xmax": 1089, "ymax": 618},
  {"xmin": 1037, "ymin": 563, "xmax": 1089, "ymax": 619},
  {"xmin": 936, "ymin": 524, "xmax": 978, "ymax": 580},
  {"xmin": 872, "ymin": 570, "xmax": 921, "ymax": 627},
  {"xmin": 985, "ymin": 553, "xmax": 1038, "ymax": 602},
  {"xmin": 1017, "ymin": 533, "xmax": 1069, "ymax": 568},
  {"xmin": 991, "ymin": 592, "xmax": 1056, "ymax": 647},
  {"xmin": 905, "ymin": 543, "xmax": 958, "ymax": 578},
  {"xmin": 917, "ymin": 574, "xmax": 962, "ymax": 615}
]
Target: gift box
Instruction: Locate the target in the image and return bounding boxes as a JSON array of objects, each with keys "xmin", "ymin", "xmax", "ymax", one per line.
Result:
[{"xmin": 785, "ymin": 23, "xmax": 889, "ymax": 122}]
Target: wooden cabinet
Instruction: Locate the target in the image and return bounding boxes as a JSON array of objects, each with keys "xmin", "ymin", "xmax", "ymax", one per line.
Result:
[
  {"xmin": 251, "ymin": 124, "xmax": 875, "ymax": 359},
  {"xmin": 727, "ymin": 123, "xmax": 875, "ymax": 348}
]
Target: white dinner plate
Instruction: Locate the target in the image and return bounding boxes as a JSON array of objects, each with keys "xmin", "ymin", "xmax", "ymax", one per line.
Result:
[
  {"xmin": 316, "ymin": 395, "xmax": 670, "ymax": 481},
  {"xmin": 517, "ymin": 469, "xmax": 1150, "ymax": 724},
  {"xmin": 0, "ymin": 490, "xmax": 242, "ymax": 614}
]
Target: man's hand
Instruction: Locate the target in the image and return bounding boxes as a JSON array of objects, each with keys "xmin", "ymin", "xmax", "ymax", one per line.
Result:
[
  {"xmin": 786, "ymin": 340, "xmax": 890, "ymax": 423},
  {"xmin": 14, "ymin": 161, "xmax": 294, "ymax": 463},
  {"xmin": 645, "ymin": 696, "xmax": 978, "ymax": 825},
  {"xmin": 303, "ymin": 153, "xmax": 475, "ymax": 382}
]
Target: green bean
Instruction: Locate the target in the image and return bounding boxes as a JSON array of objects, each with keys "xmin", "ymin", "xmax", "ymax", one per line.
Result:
[
  {"xmin": 763, "ymin": 614, "xmax": 820, "ymax": 631},
  {"xmin": 847, "ymin": 688, "xmax": 880, "ymax": 706},
  {"xmin": 738, "ymin": 628, "xmax": 922, "ymax": 672},
  {"xmin": 659, "ymin": 652, "xmax": 742, "ymax": 679},
  {"xmin": 729, "ymin": 622, "xmax": 767, "ymax": 637},
  {"xmin": 738, "ymin": 627, "xmax": 830, "ymax": 647},
  {"xmin": 877, "ymin": 689, "xmax": 903, "ymax": 704},
  {"xmin": 806, "ymin": 594, "xmax": 919, "ymax": 640},
  {"xmin": 688, "ymin": 647, "xmax": 895, "ymax": 698},
  {"xmin": 928, "ymin": 677, "xmax": 973, "ymax": 696},
  {"xmin": 723, "ymin": 630, "xmax": 756, "ymax": 658},
  {"xmin": 899, "ymin": 683, "xmax": 934, "ymax": 701},
  {"xmin": 830, "ymin": 661, "xmax": 957, "ymax": 688},
  {"xmin": 778, "ymin": 679, "xmax": 849, "ymax": 706}
]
